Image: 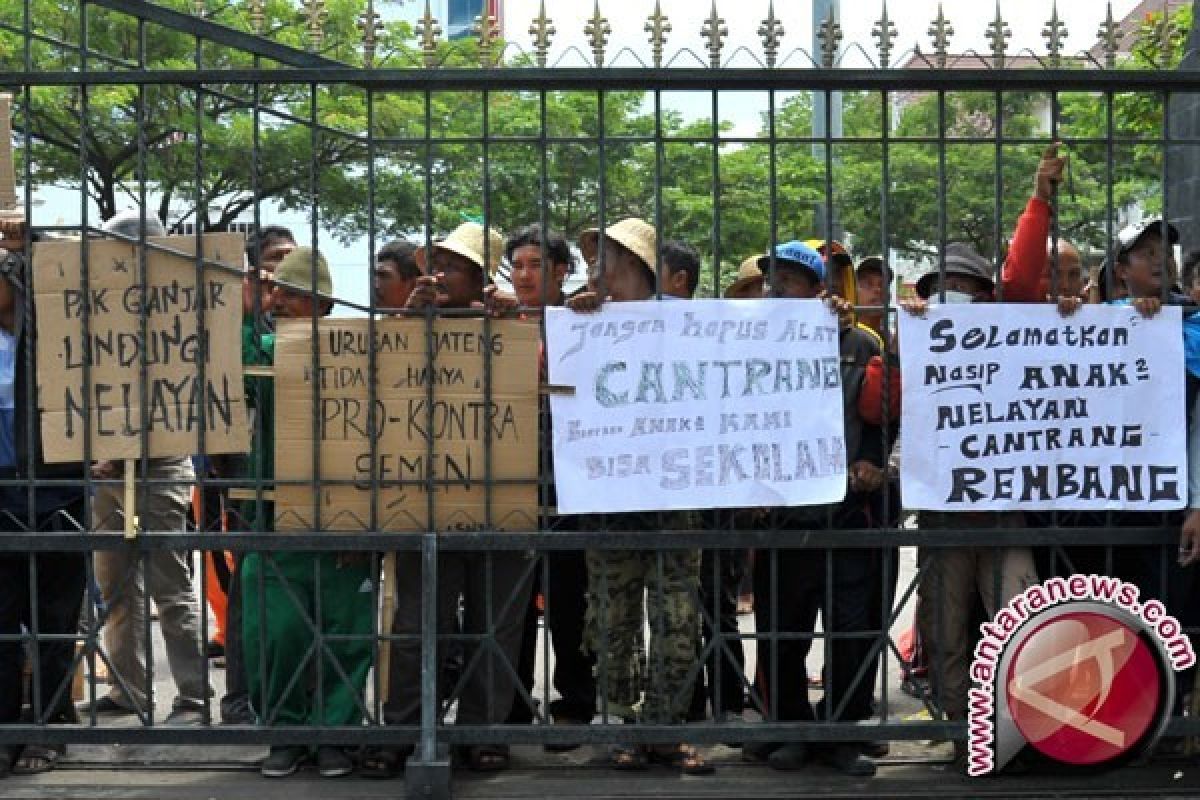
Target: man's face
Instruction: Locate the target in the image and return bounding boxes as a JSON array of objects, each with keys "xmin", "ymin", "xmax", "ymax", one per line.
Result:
[
  {"xmin": 595, "ymin": 240, "xmax": 654, "ymax": 302},
  {"xmin": 766, "ymin": 264, "xmax": 822, "ymax": 299},
  {"xmin": 928, "ymin": 272, "xmax": 989, "ymax": 300},
  {"xmin": 244, "ymin": 235, "xmax": 295, "ymax": 316},
  {"xmin": 271, "ymin": 285, "xmax": 327, "ymax": 319},
  {"xmin": 373, "ymin": 258, "xmax": 417, "ymax": 310},
  {"xmin": 1119, "ymin": 233, "xmax": 1173, "ymax": 299},
  {"xmin": 432, "ymin": 250, "xmax": 485, "ymax": 308},
  {"xmin": 509, "ymin": 243, "xmax": 567, "ymax": 308},
  {"xmin": 1039, "ymin": 243, "xmax": 1085, "ymax": 300},
  {"xmin": 857, "ymin": 270, "xmax": 886, "ymax": 308}
]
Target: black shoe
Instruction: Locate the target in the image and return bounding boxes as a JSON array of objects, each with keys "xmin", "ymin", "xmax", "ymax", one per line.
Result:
[
  {"xmin": 860, "ymin": 740, "xmax": 889, "ymax": 758},
  {"xmin": 81, "ymin": 696, "xmax": 137, "ymax": 716},
  {"xmin": 261, "ymin": 746, "xmax": 308, "ymax": 778},
  {"xmin": 317, "ymin": 746, "xmax": 353, "ymax": 778},
  {"xmin": 220, "ymin": 696, "xmax": 256, "ymax": 725},
  {"xmin": 742, "ymin": 741, "xmax": 782, "ymax": 763},
  {"xmin": 822, "ymin": 743, "xmax": 876, "ymax": 777},
  {"xmin": 163, "ymin": 707, "xmax": 204, "ymax": 726},
  {"xmin": 767, "ymin": 742, "xmax": 810, "ymax": 771}
]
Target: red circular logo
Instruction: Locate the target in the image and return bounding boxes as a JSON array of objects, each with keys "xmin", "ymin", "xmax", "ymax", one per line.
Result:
[{"xmin": 1005, "ymin": 611, "xmax": 1162, "ymax": 766}]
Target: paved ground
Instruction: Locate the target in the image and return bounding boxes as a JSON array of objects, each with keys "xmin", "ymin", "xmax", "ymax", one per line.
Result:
[{"xmin": 4, "ymin": 546, "xmax": 1199, "ymax": 797}]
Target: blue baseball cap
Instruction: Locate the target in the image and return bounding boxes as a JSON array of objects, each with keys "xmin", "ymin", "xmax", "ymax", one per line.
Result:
[{"xmin": 757, "ymin": 241, "xmax": 826, "ymax": 283}]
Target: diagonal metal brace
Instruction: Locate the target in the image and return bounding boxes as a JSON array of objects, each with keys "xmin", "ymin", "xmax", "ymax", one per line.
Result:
[{"xmin": 87, "ymin": 0, "xmax": 344, "ymax": 69}]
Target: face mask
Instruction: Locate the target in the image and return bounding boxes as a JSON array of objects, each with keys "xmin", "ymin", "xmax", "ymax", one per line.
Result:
[{"xmin": 938, "ymin": 290, "xmax": 975, "ymax": 305}]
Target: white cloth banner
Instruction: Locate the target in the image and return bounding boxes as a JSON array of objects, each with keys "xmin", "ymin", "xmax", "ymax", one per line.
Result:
[
  {"xmin": 898, "ymin": 303, "xmax": 1186, "ymax": 511},
  {"xmin": 546, "ymin": 299, "xmax": 847, "ymax": 514}
]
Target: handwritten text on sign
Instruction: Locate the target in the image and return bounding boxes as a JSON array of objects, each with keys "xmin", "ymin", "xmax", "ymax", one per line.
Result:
[
  {"xmin": 546, "ymin": 299, "xmax": 847, "ymax": 514},
  {"xmin": 34, "ymin": 234, "xmax": 249, "ymax": 463},
  {"xmin": 898, "ymin": 304, "xmax": 1186, "ymax": 511},
  {"xmin": 272, "ymin": 317, "xmax": 540, "ymax": 532}
]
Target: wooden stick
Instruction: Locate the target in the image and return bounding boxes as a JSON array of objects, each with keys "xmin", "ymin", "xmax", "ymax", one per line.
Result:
[
  {"xmin": 123, "ymin": 459, "xmax": 137, "ymax": 539},
  {"xmin": 378, "ymin": 552, "xmax": 397, "ymax": 703},
  {"xmin": 0, "ymin": 94, "xmax": 15, "ymax": 212}
]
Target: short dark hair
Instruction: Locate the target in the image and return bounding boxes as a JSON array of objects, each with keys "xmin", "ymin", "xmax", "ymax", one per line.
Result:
[
  {"xmin": 245, "ymin": 225, "xmax": 295, "ymax": 267},
  {"xmin": 377, "ymin": 239, "xmax": 420, "ymax": 279},
  {"xmin": 504, "ymin": 224, "xmax": 572, "ymax": 272},
  {"xmin": 661, "ymin": 239, "xmax": 701, "ymax": 294},
  {"xmin": 1182, "ymin": 249, "xmax": 1200, "ymax": 288}
]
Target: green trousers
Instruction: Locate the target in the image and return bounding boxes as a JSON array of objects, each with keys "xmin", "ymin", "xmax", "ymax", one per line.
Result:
[{"xmin": 242, "ymin": 552, "xmax": 374, "ymax": 726}]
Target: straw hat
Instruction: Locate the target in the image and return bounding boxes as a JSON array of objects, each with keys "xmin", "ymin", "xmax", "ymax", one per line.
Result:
[
  {"xmin": 414, "ymin": 222, "xmax": 505, "ymax": 277},
  {"xmin": 274, "ymin": 246, "xmax": 333, "ymax": 298},
  {"xmin": 578, "ymin": 218, "xmax": 657, "ymax": 273},
  {"xmin": 724, "ymin": 256, "xmax": 764, "ymax": 298}
]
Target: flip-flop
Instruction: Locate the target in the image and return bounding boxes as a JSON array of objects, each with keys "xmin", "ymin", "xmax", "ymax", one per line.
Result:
[
  {"xmin": 646, "ymin": 743, "xmax": 715, "ymax": 775},
  {"xmin": 12, "ymin": 744, "xmax": 64, "ymax": 775},
  {"xmin": 608, "ymin": 744, "xmax": 648, "ymax": 771}
]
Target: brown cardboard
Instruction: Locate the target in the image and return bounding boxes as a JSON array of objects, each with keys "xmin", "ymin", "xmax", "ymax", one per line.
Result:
[
  {"xmin": 34, "ymin": 234, "xmax": 250, "ymax": 462},
  {"xmin": 272, "ymin": 317, "xmax": 540, "ymax": 532}
]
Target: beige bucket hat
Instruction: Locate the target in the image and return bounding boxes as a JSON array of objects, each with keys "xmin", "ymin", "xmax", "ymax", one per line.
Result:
[
  {"xmin": 415, "ymin": 222, "xmax": 505, "ymax": 277},
  {"xmin": 274, "ymin": 246, "xmax": 333, "ymax": 298},
  {"xmin": 578, "ymin": 217, "xmax": 657, "ymax": 273},
  {"xmin": 724, "ymin": 256, "xmax": 764, "ymax": 298}
]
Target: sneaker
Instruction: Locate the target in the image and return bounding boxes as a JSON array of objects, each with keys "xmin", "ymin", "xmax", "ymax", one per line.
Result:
[
  {"xmin": 220, "ymin": 696, "xmax": 257, "ymax": 725},
  {"xmin": 79, "ymin": 696, "xmax": 137, "ymax": 716},
  {"xmin": 163, "ymin": 707, "xmax": 204, "ymax": 726},
  {"xmin": 766, "ymin": 742, "xmax": 809, "ymax": 771},
  {"xmin": 316, "ymin": 746, "xmax": 353, "ymax": 778},
  {"xmin": 821, "ymin": 743, "xmax": 876, "ymax": 777},
  {"xmin": 261, "ymin": 746, "xmax": 308, "ymax": 778}
]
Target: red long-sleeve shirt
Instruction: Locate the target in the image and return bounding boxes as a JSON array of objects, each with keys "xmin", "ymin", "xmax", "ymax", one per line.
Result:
[{"xmin": 999, "ymin": 196, "xmax": 1052, "ymax": 303}]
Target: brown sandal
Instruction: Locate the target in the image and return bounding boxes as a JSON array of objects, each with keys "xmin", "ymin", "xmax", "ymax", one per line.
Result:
[
  {"xmin": 647, "ymin": 743, "xmax": 714, "ymax": 775},
  {"xmin": 609, "ymin": 744, "xmax": 648, "ymax": 771}
]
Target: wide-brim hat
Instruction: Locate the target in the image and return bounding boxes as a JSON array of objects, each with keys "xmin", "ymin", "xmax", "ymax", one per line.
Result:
[
  {"xmin": 724, "ymin": 256, "xmax": 764, "ymax": 298},
  {"xmin": 578, "ymin": 218, "xmax": 657, "ymax": 275},
  {"xmin": 273, "ymin": 246, "xmax": 333, "ymax": 299},
  {"xmin": 415, "ymin": 222, "xmax": 505, "ymax": 277},
  {"xmin": 915, "ymin": 242, "xmax": 996, "ymax": 299}
]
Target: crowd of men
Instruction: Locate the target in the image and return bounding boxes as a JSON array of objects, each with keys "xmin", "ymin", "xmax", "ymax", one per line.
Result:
[{"xmin": 0, "ymin": 145, "xmax": 1197, "ymax": 781}]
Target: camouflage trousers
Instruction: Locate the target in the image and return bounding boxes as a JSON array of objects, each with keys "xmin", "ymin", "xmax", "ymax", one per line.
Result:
[{"xmin": 583, "ymin": 548, "xmax": 702, "ymax": 724}]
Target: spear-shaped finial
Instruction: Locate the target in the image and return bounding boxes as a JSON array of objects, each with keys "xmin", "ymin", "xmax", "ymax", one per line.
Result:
[
  {"xmin": 358, "ymin": 0, "xmax": 383, "ymax": 68},
  {"xmin": 1097, "ymin": 1, "xmax": 1120, "ymax": 68},
  {"xmin": 416, "ymin": 0, "xmax": 442, "ymax": 69},
  {"xmin": 928, "ymin": 3, "xmax": 954, "ymax": 68},
  {"xmin": 247, "ymin": 0, "xmax": 266, "ymax": 35},
  {"xmin": 474, "ymin": 12, "xmax": 500, "ymax": 67},
  {"xmin": 303, "ymin": 0, "xmax": 328, "ymax": 52},
  {"xmin": 986, "ymin": 1, "xmax": 1011, "ymax": 68},
  {"xmin": 529, "ymin": 1, "xmax": 555, "ymax": 68},
  {"xmin": 1042, "ymin": 1, "xmax": 1069, "ymax": 67},
  {"xmin": 585, "ymin": 1, "xmax": 611, "ymax": 68},
  {"xmin": 645, "ymin": 1, "xmax": 672, "ymax": 69},
  {"xmin": 873, "ymin": 1, "xmax": 898, "ymax": 69},
  {"xmin": 701, "ymin": 1, "xmax": 728, "ymax": 69},
  {"xmin": 758, "ymin": 0, "xmax": 784, "ymax": 69},
  {"xmin": 816, "ymin": 5, "xmax": 843, "ymax": 68}
]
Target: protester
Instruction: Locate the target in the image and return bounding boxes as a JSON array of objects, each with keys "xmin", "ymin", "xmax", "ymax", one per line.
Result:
[
  {"xmin": 905, "ymin": 243, "xmax": 1039, "ymax": 772},
  {"xmin": 499, "ymin": 225, "xmax": 597, "ymax": 743},
  {"xmin": 219, "ymin": 224, "xmax": 297, "ymax": 726},
  {"xmin": 744, "ymin": 240, "xmax": 884, "ymax": 777},
  {"xmin": 88, "ymin": 211, "xmax": 210, "ymax": 724},
  {"xmin": 566, "ymin": 218, "xmax": 712, "ymax": 775},
  {"xmin": 1001, "ymin": 144, "xmax": 1086, "ymax": 301},
  {"xmin": 854, "ymin": 256, "xmax": 891, "ymax": 337},
  {"xmin": 368, "ymin": 222, "xmax": 533, "ymax": 776},
  {"xmin": 0, "ymin": 217, "xmax": 88, "ymax": 777},
  {"xmin": 374, "ymin": 238, "xmax": 419, "ymax": 310},
  {"xmin": 240, "ymin": 247, "xmax": 374, "ymax": 779},
  {"xmin": 724, "ymin": 257, "xmax": 764, "ymax": 299}
]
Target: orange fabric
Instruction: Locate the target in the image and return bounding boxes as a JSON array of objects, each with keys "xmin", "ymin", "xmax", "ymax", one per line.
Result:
[
  {"xmin": 204, "ymin": 551, "xmax": 230, "ymax": 646},
  {"xmin": 1000, "ymin": 196, "xmax": 1052, "ymax": 302}
]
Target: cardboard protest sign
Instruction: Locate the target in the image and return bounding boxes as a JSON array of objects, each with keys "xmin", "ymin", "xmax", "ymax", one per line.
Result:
[
  {"xmin": 272, "ymin": 317, "xmax": 540, "ymax": 532},
  {"xmin": 898, "ymin": 303, "xmax": 1186, "ymax": 511},
  {"xmin": 34, "ymin": 234, "xmax": 249, "ymax": 462},
  {"xmin": 545, "ymin": 299, "xmax": 848, "ymax": 514}
]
